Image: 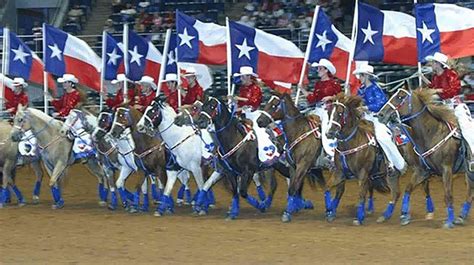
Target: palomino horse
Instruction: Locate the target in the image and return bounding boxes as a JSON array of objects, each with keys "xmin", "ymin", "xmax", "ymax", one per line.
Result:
[
  {"xmin": 325, "ymin": 93, "xmax": 401, "ymax": 225},
  {"xmin": 256, "ymin": 93, "xmax": 331, "ymax": 222},
  {"xmin": 378, "ymin": 88, "xmax": 473, "ymax": 228},
  {"xmin": 10, "ymin": 106, "xmax": 107, "ymax": 209}
]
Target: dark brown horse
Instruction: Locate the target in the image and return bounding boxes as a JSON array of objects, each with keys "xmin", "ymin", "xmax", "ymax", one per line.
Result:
[
  {"xmin": 325, "ymin": 93, "xmax": 401, "ymax": 225},
  {"xmin": 257, "ymin": 93, "xmax": 331, "ymax": 222},
  {"xmin": 378, "ymin": 87, "xmax": 473, "ymax": 228}
]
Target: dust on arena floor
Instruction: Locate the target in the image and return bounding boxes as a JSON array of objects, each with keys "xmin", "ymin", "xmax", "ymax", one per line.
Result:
[{"xmin": 0, "ymin": 164, "xmax": 472, "ymax": 264}]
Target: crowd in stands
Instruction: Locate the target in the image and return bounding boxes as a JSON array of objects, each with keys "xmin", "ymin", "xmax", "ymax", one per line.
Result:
[{"xmin": 63, "ymin": 0, "xmax": 94, "ymax": 35}]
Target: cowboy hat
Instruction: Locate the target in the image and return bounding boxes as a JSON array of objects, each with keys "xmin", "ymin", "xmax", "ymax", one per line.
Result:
[
  {"xmin": 57, "ymin": 73, "xmax": 79, "ymax": 83},
  {"xmin": 181, "ymin": 67, "xmax": 201, "ymax": 78},
  {"xmin": 136, "ymin": 75, "xmax": 157, "ymax": 90},
  {"xmin": 311, "ymin": 58, "xmax": 336, "ymax": 75},
  {"xmin": 162, "ymin": 73, "xmax": 178, "ymax": 82},
  {"xmin": 12, "ymin": 77, "xmax": 28, "ymax": 88},
  {"xmin": 234, "ymin": 66, "xmax": 258, "ymax": 77},
  {"xmin": 425, "ymin": 52, "xmax": 450, "ymax": 68},
  {"xmin": 111, "ymin": 73, "xmax": 131, "ymax": 84},
  {"xmin": 352, "ymin": 64, "xmax": 377, "ymax": 77}
]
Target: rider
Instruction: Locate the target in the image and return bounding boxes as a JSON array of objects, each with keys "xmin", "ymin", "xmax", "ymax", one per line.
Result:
[
  {"xmin": 5, "ymin": 78, "xmax": 29, "ymax": 115},
  {"xmin": 50, "ymin": 74, "xmax": 81, "ymax": 118},
  {"xmin": 181, "ymin": 67, "xmax": 204, "ymax": 106},
  {"xmin": 301, "ymin": 59, "xmax": 341, "ymax": 105},
  {"xmin": 106, "ymin": 73, "xmax": 136, "ymax": 110},
  {"xmin": 162, "ymin": 73, "xmax": 180, "ymax": 111},
  {"xmin": 424, "ymin": 52, "xmax": 461, "ymax": 101},
  {"xmin": 135, "ymin": 76, "xmax": 157, "ymax": 113},
  {"xmin": 354, "ymin": 64, "xmax": 407, "ymax": 173}
]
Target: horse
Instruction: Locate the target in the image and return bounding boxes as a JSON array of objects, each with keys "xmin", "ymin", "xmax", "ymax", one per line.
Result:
[
  {"xmin": 256, "ymin": 93, "xmax": 331, "ymax": 222},
  {"xmin": 109, "ymin": 106, "xmax": 185, "ymax": 215},
  {"xmin": 324, "ymin": 93, "xmax": 401, "ymax": 225},
  {"xmin": 378, "ymin": 87, "xmax": 473, "ymax": 228},
  {"xmin": 10, "ymin": 106, "xmax": 107, "ymax": 209}
]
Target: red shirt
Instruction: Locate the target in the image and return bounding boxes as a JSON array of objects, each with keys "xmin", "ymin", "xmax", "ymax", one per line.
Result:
[
  {"xmin": 238, "ymin": 83, "xmax": 262, "ymax": 111},
  {"xmin": 51, "ymin": 90, "xmax": 81, "ymax": 117},
  {"xmin": 135, "ymin": 91, "xmax": 156, "ymax": 113},
  {"xmin": 182, "ymin": 82, "xmax": 204, "ymax": 105},
  {"xmin": 106, "ymin": 88, "xmax": 136, "ymax": 109},
  {"xmin": 167, "ymin": 90, "xmax": 179, "ymax": 111},
  {"xmin": 307, "ymin": 79, "xmax": 341, "ymax": 104},
  {"xmin": 5, "ymin": 88, "xmax": 28, "ymax": 114},
  {"xmin": 429, "ymin": 69, "xmax": 461, "ymax": 99}
]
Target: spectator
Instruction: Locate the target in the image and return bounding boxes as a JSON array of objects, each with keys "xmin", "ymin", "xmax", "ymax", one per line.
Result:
[
  {"xmin": 104, "ymin": 19, "xmax": 115, "ymax": 33},
  {"xmin": 68, "ymin": 5, "xmax": 84, "ymax": 23}
]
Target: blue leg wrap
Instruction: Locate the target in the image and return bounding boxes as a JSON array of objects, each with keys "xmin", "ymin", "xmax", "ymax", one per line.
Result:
[
  {"xmin": 196, "ymin": 190, "xmax": 208, "ymax": 212},
  {"xmin": 185, "ymin": 189, "xmax": 192, "ymax": 204},
  {"xmin": 157, "ymin": 195, "xmax": 174, "ymax": 214},
  {"xmin": 51, "ymin": 187, "xmax": 64, "ymax": 208},
  {"xmin": 228, "ymin": 195, "xmax": 240, "ymax": 218},
  {"xmin": 286, "ymin": 195, "xmax": 298, "ymax": 214},
  {"xmin": 460, "ymin": 201, "xmax": 472, "ymax": 219},
  {"xmin": 207, "ymin": 189, "xmax": 215, "ymax": 205},
  {"xmin": 98, "ymin": 183, "xmax": 107, "ymax": 202},
  {"xmin": 245, "ymin": 195, "xmax": 261, "ymax": 211},
  {"xmin": 33, "ymin": 181, "xmax": 41, "ymax": 197},
  {"xmin": 331, "ymin": 197, "xmax": 341, "ymax": 213},
  {"xmin": 5, "ymin": 187, "xmax": 11, "ymax": 203},
  {"xmin": 0, "ymin": 188, "xmax": 7, "ymax": 204},
  {"xmin": 383, "ymin": 202, "xmax": 395, "ymax": 219},
  {"xmin": 177, "ymin": 184, "xmax": 185, "ymax": 201},
  {"xmin": 446, "ymin": 204, "xmax": 455, "ymax": 224},
  {"xmin": 263, "ymin": 195, "xmax": 273, "ymax": 210},
  {"xmin": 110, "ymin": 191, "xmax": 118, "ymax": 210},
  {"xmin": 132, "ymin": 191, "xmax": 140, "ymax": 209},
  {"xmin": 401, "ymin": 192, "xmax": 410, "ymax": 215},
  {"xmin": 256, "ymin": 185, "xmax": 266, "ymax": 201},
  {"xmin": 151, "ymin": 183, "xmax": 160, "ymax": 202},
  {"xmin": 426, "ymin": 196, "xmax": 435, "ymax": 213},
  {"xmin": 303, "ymin": 198, "xmax": 314, "ymax": 209},
  {"xmin": 141, "ymin": 193, "xmax": 149, "ymax": 212},
  {"xmin": 125, "ymin": 189, "xmax": 134, "ymax": 202},
  {"xmin": 324, "ymin": 190, "xmax": 332, "ymax": 212},
  {"xmin": 51, "ymin": 186, "xmax": 59, "ymax": 203},
  {"xmin": 367, "ymin": 196, "xmax": 374, "ymax": 213},
  {"xmin": 357, "ymin": 201, "xmax": 365, "ymax": 223},
  {"xmin": 11, "ymin": 185, "xmax": 24, "ymax": 203},
  {"xmin": 118, "ymin": 188, "xmax": 129, "ymax": 208}
]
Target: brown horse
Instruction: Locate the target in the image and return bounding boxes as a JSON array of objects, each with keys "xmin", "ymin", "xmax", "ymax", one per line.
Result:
[
  {"xmin": 325, "ymin": 93, "xmax": 401, "ymax": 225},
  {"xmin": 257, "ymin": 93, "xmax": 331, "ymax": 222},
  {"xmin": 378, "ymin": 87, "xmax": 473, "ymax": 228}
]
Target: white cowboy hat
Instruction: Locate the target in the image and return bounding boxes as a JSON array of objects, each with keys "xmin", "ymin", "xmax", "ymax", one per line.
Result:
[
  {"xmin": 136, "ymin": 75, "xmax": 157, "ymax": 90},
  {"xmin": 234, "ymin": 66, "xmax": 258, "ymax": 77},
  {"xmin": 162, "ymin": 73, "xmax": 178, "ymax": 82},
  {"xmin": 425, "ymin": 52, "xmax": 450, "ymax": 68},
  {"xmin": 12, "ymin": 77, "xmax": 28, "ymax": 88},
  {"xmin": 57, "ymin": 73, "xmax": 78, "ymax": 83},
  {"xmin": 181, "ymin": 67, "xmax": 201, "ymax": 77},
  {"xmin": 311, "ymin": 58, "xmax": 336, "ymax": 75},
  {"xmin": 352, "ymin": 64, "xmax": 377, "ymax": 77},
  {"xmin": 111, "ymin": 73, "xmax": 131, "ymax": 84}
]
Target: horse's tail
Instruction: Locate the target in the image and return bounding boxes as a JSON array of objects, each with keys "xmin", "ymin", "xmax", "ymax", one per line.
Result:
[{"xmin": 370, "ymin": 174, "xmax": 390, "ymax": 194}]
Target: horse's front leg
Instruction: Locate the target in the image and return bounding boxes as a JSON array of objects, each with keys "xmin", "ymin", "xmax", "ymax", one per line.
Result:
[
  {"xmin": 353, "ymin": 170, "xmax": 370, "ymax": 226},
  {"xmin": 423, "ymin": 179, "xmax": 435, "ymax": 220},
  {"xmin": 189, "ymin": 163, "xmax": 205, "ymax": 214},
  {"xmin": 196, "ymin": 170, "xmax": 222, "ymax": 215},
  {"xmin": 454, "ymin": 171, "xmax": 473, "ymax": 225},
  {"xmin": 309, "ymin": 167, "xmax": 332, "ymax": 216},
  {"xmin": 31, "ymin": 159, "xmax": 43, "ymax": 204},
  {"xmin": 84, "ymin": 157, "xmax": 108, "ymax": 207},
  {"xmin": 241, "ymin": 171, "xmax": 265, "ymax": 213},
  {"xmin": 155, "ymin": 170, "xmax": 179, "ymax": 216},
  {"xmin": 103, "ymin": 165, "xmax": 118, "ymax": 210},
  {"xmin": 326, "ymin": 171, "xmax": 345, "ymax": 222},
  {"xmin": 282, "ymin": 164, "xmax": 308, "ymax": 223},
  {"xmin": 49, "ymin": 159, "xmax": 68, "ymax": 209},
  {"xmin": 400, "ymin": 168, "xmax": 428, "ymax": 226},
  {"xmin": 176, "ymin": 170, "xmax": 191, "ymax": 206},
  {"xmin": 441, "ymin": 165, "xmax": 455, "ymax": 229},
  {"xmin": 115, "ymin": 166, "xmax": 134, "ymax": 210},
  {"xmin": 377, "ymin": 169, "xmax": 401, "ymax": 223},
  {"xmin": 1, "ymin": 159, "xmax": 24, "ymax": 207},
  {"xmin": 225, "ymin": 173, "xmax": 240, "ymax": 220}
]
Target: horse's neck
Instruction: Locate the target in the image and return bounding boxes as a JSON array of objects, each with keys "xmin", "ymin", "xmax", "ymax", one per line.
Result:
[
  {"xmin": 406, "ymin": 103, "xmax": 446, "ymax": 148},
  {"xmin": 159, "ymin": 110, "xmax": 194, "ymax": 145},
  {"xmin": 30, "ymin": 115, "xmax": 59, "ymax": 144},
  {"xmin": 339, "ymin": 117, "xmax": 367, "ymax": 149},
  {"xmin": 133, "ymin": 128, "xmax": 159, "ymax": 152},
  {"xmin": 214, "ymin": 108, "xmax": 242, "ymax": 147},
  {"xmin": 282, "ymin": 115, "xmax": 308, "ymax": 141}
]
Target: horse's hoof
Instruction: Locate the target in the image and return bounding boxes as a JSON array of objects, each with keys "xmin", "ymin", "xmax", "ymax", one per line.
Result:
[
  {"xmin": 367, "ymin": 210, "xmax": 374, "ymax": 215},
  {"xmin": 303, "ymin": 200, "xmax": 314, "ymax": 210},
  {"xmin": 98, "ymin": 201, "xmax": 107, "ymax": 207},
  {"xmin": 176, "ymin": 199, "xmax": 184, "ymax": 207},
  {"xmin": 443, "ymin": 222, "xmax": 454, "ymax": 229},
  {"xmin": 425, "ymin": 212, "xmax": 435, "ymax": 220},
  {"xmin": 325, "ymin": 211, "xmax": 336, "ymax": 222},
  {"xmin": 128, "ymin": 208, "xmax": 139, "ymax": 214},
  {"xmin": 32, "ymin": 196, "xmax": 40, "ymax": 205},
  {"xmin": 376, "ymin": 216, "xmax": 387, "ymax": 223},
  {"xmin": 199, "ymin": 210, "xmax": 207, "ymax": 216},
  {"xmin": 400, "ymin": 214, "xmax": 411, "ymax": 226},
  {"xmin": 18, "ymin": 201, "xmax": 26, "ymax": 207},
  {"xmin": 209, "ymin": 204, "xmax": 216, "ymax": 209},
  {"xmin": 353, "ymin": 219, "xmax": 363, "ymax": 226},
  {"xmin": 165, "ymin": 209, "xmax": 174, "ymax": 215},
  {"xmin": 0, "ymin": 203, "xmax": 5, "ymax": 209},
  {"xmin": 454, "ymin": 217, "xmax": 465, "ymax": 226},
  {"xmin": 108, "ymin": 205, "xmax": 117, "ymax": 211},
  {"xmin": 281, "ymin": 212, "xmax": 292, "ymax": 223},
  {"xmin": 153, "ymin": 211, "xmax": 162, "ymax": 217}
]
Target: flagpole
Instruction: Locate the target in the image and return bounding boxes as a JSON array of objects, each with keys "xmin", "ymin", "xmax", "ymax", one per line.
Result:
[
  {"xmin": 42, "ymin": 23, "xmax": 48, "ymax": 113},
  {"xmin": 295, "ymin": 5, "xmax": 320, "ymax": 105},
  {"xmin": 100, "ymin": 31, "xmax": 106, "ymax": 111},
  {"xmin": 226, "ymin": 17, "xmax": 232, "ymax": 96},
  {"xmin": 157, "ymin": 29, "xmax": 171, "ymax": 97},
  {"xmin": 123, "ymin": 23, "xmax": 129, "ymax": 103},
  {"xmin": 413, "ymin": 0, "xmax": 423, "ymax": 87},
  {"xmin": 343, "ymin": 0, "xmax": 359, "ymax": 95},
  {"xmin": 0, "ymin": 27, "xmax": 7, "ymax": 115}
]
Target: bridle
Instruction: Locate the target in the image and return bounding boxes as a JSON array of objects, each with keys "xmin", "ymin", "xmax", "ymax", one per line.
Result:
[
  {"xmin": 379, "ymin": 88, "xmax": 426, "ymax": 123},
  {"xmin": 111, "ymin": 107, "xmax": 133, "ymax": 138},
  {"xmin": 328, "ymin": 100, "xmax": 347, "ymax": 133}
]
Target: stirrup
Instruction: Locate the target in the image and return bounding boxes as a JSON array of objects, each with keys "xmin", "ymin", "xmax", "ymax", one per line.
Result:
[{"xmin": 469, "ymin": 161, "xmax": 474, "ymax": 172}]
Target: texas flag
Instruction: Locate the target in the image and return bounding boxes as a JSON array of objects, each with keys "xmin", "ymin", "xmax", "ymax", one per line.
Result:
[
  {"xmin": 6, "ymin": 29, "xmax": 56, "ymax": 90},
  {"xmin": 415, "ymin": 3, "xmax": 474, "ymax": 62},
  {"xmin": 229, "ymin": 21, "xmax": 304, "ymax": 84},
  {"xmin": 176, "ymin": 10, "xmax": 226, "ymax": 65},
  {"xmin": 103, "ymin": 32, "xmax": 123, "ymax": 80},
  {"xmin": 354, "ymin": 2, "xmax": 417, "ymax": 65},
  {"xmin": 125, "ymin": 29, "xmax": 162, "ymax": 83},
  {"xmin": 43, "ymin": 24, "xmax": 101, "ymax": 91}
]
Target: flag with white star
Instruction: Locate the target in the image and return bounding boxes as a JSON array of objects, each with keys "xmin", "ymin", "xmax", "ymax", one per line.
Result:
[
  {"xmin": 228, "ymin": 21, "xmax": 304, "ymax": 84},
  {"xmin": 103, "ymin": 32, "xmax": 123, "ymax": 80},
  {"xmin": 6, "ymin": 30, "xmax": 56, "ymax": 90},
  {"xmin": 125, "ymin": 29, "xmax": 162, "ymax": 83},
  {"xmin": 415, "ymin": 3, "xmax": 474, "ymax": 62},
  {"xmin": 354, "ymin": 3, "xmax": 417, "ymax": 65},
  {"xmin": 43, "ymin": 24, "xmax": 101, "ymax": 90}
]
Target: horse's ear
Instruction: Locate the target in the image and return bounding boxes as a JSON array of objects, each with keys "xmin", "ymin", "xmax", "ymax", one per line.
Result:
[{"xmin": 347, "ymin": 95, "xmax": 362, "ymax": 109}]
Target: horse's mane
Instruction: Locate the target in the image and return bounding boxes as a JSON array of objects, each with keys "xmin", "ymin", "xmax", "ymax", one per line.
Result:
[
  {"xmin": 27, "ymin": 108, "xmax": 62, "ymax": 129},
  {"xmin": 412, "ymin": 88, "xmax": 456, "ymax": 124},
  {"xmin": 333, "ymin": 93, "xmax": 375, "ymax": 135}
]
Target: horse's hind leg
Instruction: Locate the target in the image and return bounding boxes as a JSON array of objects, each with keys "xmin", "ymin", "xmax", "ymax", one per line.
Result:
[
  {"xmin": 176, "ymin": 170, "xmax": 190, "ymax": 206},
  {"xmin": 353, "ymin": 172, "xmax": 370, "ymax": 226},
  {"xmin": 454, "ymin": 172, "xmax": 473, "ymax": 225},
  {"xmin": 104, "ymin": 166, "xmax": 118, "ymax": 210},
  {"xmin": 310, "ymin": 167, "xmax": 332, "ymax": 216},
  {"xmin": 84, "ymin": 158, "xmax": 108, "ymax": 206},
  {"xmin": 49, "ymin": 160, "xmax": 68, "ymax": 209},
  {"xmin": 282, "ymin": 164, "xmax": 310, "ymax": 223},
  {"xmin": 377, "ymin": 171, "xmax": 401, "ymax": 223},
  {"xmin": 31, "ymin": 159, "xmax": 43, "ymax": 204},
  {"xmin": 367, "ymin": 185, "xmax": 375, "ymax": 215},
  {"xmin": 423, "ymin": 180, "xmax": 435, "ymax": 220},
  {"xmin": 226, "ymin": 174, "xmax": 240, "ymax": 220},
  {"xmin": 441, "ymin": 165, "xmax": 455, "ymax": 229}
]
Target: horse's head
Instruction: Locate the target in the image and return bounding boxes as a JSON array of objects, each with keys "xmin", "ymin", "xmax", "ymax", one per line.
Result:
[
  {"xmin": 109, "ymin": 107, "xmax": 132, "ymax": 138},
  {"xmin": 10, "ymin": 104, "xmax": 31, "ymax": 142},
  {"xmin": 257, "ymin": 95, "xmax": 283, "ymax": 127},
  {"xmin": 59, "ymin": 109, "xmax": 83, "ymax": 137},
  {"xmin": 377, "ymin": 88, "xmax": 412, "ymax": 125},
  {"xmin": 196, "ymin": 96, "xmax": 222, "ymax": 129},
  {"xmin": 175, "ymin": 100, "xmax": 203, "ymax": 127},
  {"xmin": 93, "ymin": 111, "xmax": 114, "ymax": 141},
  {"xmin": 326, "ymin": 93, "xmax": 362, "ymax": 139},
  {"xmin": 137, "ymin": 100, "xmax": 163, "ymax": 136}
]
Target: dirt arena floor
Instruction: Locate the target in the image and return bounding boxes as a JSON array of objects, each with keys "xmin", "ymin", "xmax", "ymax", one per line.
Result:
[{"xmin": 1, "ymin": 164, "xmax": 472, "ymax": 264}]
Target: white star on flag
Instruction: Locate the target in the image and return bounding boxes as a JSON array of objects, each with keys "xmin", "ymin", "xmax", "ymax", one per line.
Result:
[
  {"xmin": 179, "ymin": 28, "xmax": 195, "ymax": 48},
  {"xmin": 315, "ymin": 30, "xmax": 333, "ymax": 51},
  {"xmin": 361, "ymin": 21, "xmax": 378, "ymax": 45},
  {"xmin": 48, "ymin": 43, "xmax": 63, "ymax": 61},
  {"xmin": 235, "ymin": 38, "xmax": 255, "ymax": 60},
  {"xmin": 11, "ymin": 44, "xmax": 31, "ymax": 64},
  {"xmin": 128, "ymin": 46, "xmax": 143, "ymax": 66},
  {"xmin": 107, "ymin": 48, "xmax": 121, "ymax": 65},
  {"xmin": 417, "ymin": 21, "xmax": 435, "ymax": 44}
]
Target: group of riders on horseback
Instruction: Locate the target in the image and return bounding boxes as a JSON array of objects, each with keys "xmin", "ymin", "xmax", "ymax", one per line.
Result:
[{"xmin": 1, "ymin": 51, "xmax": 472, "ymax": 228}]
